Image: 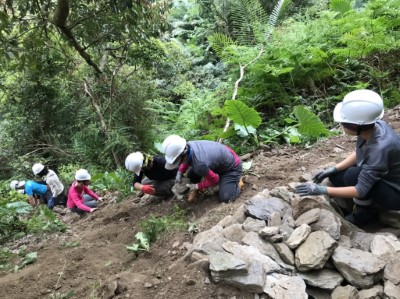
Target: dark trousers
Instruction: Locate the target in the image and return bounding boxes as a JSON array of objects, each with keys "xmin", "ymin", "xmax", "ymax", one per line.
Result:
[
  {"xmin": 329, "ymin": 166, "xmax": 400, "ymax": 210},
  {"xmin": 188, "ymin": 163, "xmax": 242, "ymax": 203}
]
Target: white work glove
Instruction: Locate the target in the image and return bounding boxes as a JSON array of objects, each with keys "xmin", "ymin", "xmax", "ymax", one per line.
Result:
[
  {"xmin": 90, "ymin": 208, "xmax": 98, "ymax": 213},
  {"xmin": 186, "ymin": 183, "xmax": 199, "ymax": 191},
  {"xmin": 97, "ymin": 197, "xmax": 103, "ymax": 202},
  {"xmin": 175, "ymin": 171, "xmax": 183, "ymax": 184}
]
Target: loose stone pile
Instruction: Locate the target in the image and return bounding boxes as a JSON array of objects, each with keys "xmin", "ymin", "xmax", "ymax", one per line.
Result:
[{"xmin": 184, "ymin": 185, "xmax": 400, "ymax": 299}]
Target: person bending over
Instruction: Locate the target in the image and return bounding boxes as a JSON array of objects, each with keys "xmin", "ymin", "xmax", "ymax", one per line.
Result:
[{"xmin": 162, "ymin": 135, "xmax": 243, "ymax": 203}]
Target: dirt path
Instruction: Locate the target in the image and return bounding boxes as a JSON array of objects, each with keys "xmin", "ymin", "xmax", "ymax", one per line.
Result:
[{"xmin": 1, "ymin": 105, "xmax": 399, "ymax": 299}]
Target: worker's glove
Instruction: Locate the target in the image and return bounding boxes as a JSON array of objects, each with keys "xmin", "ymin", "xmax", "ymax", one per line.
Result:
[
  {"xmin": 47, "ymin": 197, "xmax": 55, "ymax": 210},
  {"xmin": 141, "ymin": 185, "xmax": 156, "ymax": 195},
  {"xmin": 295, "ymin": 183, "xmax": 327, "ymax": 197},
  {"xmin": 312, "ymin": 167, "xmax": 337, "ymax": 183},
  {"xmin": 97, "ymin": 197, "xmax": 103, "ymax": 202},
  {"xmin": 175, "ymin": 172, "xmax": 183, "ymax": 184},
  {"xmin": 186, "ymin": 183, "xmax": 199, "ymax": 191},
  {"xmin": 90, "ymin": 208, "xmax": 98, "ymax": 213}
]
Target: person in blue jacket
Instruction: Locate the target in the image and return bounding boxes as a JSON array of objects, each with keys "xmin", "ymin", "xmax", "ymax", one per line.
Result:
[
  {"xmin": 10, "ymin": 180, "xmax": 53, "ymax": 208},
  {"xmin": 295, "ymin": 89, "xmax": 400, "ymax": 227}
]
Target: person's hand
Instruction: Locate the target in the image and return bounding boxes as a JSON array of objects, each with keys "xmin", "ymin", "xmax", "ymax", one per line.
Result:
[
  {"xmin": 141, "ymin": 185, "xmax": 156, "ymax": 195},
  {"xmin": 186, "ymin": 183, "xmax": 198, "ymax": 191},
  {"xmin": 312, "ymin": 167, "xmax": 337, "ymax": 183},
  {"xmin": 97, "ymin": 197, "xmax": 103, "ymax": 202},
  {"xmin": 295, "ymin": 183, "xmax": 327, "ymax": 196},
  {"xmin": 47, "ymin": 197, "xmax": 55, "ymax": 209},
  {"xmin": 175, "ymin": 172, "xmax": 183, "ymax": 184},
  {"xmin": 90, "ymin": 208, "xmax": 98, "ymax": 213},
  {"xmin": 28, "ymin": 197, "xmax": 37, "ymax": 207}
]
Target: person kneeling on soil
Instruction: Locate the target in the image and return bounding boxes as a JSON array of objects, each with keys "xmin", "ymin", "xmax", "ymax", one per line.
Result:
[
  {"xmin": 294, "ymin": 89, "xmax": 400, "ymax": 227},
  {"xmin": 32, "ymin": 163, "xmax": 67, "ymax": 209},
  {"xmin": 161, "ymin": 135, "xmax": 243, "ymax": 203},
  {"xmin": 125, "ymin": 152, "xmax": 177, "ymax": 198},
  {"xmin": 10, "ymin": 179, "xmax": 53, "ymax": 207},
  {"xmin": 67, "ymin": 169, "xmax": 102, "ymax": 214}
]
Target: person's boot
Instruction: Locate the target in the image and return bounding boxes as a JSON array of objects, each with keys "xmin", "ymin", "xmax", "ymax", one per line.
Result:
[
  {"xmin": 345, "ymin": 204, "xmax": 377, "ymax": 227},
  {"xmin": 188, "ymin": 189, "xmax": 199, "ymax": 203}
]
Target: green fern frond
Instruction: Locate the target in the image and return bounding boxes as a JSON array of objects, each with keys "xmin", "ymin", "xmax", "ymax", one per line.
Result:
[{"xmin": 208, "ymin": 33, "xmax": 236, "ymax": 60}]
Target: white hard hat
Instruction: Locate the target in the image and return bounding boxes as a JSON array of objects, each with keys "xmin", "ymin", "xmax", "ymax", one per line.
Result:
[
  {"xmin": 333, "ymin": 89, "xmax": 384, "ymax": 125},
  {"xmin": 32, "ymin": 163, "xmax": 45, "ymax": 175},
  {"xmin": 10, "ymin": 180, "xmax": 19, "ymax": 190},
  {"xmin": 125, "ymin": 152, "xmax": 144, "ymax": 176},
  {"xmin": 10, "ymin": 180, "xmax": 25, "ymax": 190},
  {"xmin": 162, "ymin": 135, "xmax": 186, "ymax": 169},
  {"xmin": 75, "ymin": 169, "xmax": 91, "ymax": 181}
]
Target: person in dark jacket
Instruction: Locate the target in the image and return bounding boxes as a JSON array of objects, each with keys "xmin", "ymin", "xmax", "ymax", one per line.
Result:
[
  {"xmin": 125, "ymin": 152, "xmax": 177, "ymax": 197},
  {"xmin": 295, "ymin": 89, "xmax": 400, "ymax": 227},
  {"xmin": 161, "ymin": 135, "xmax": 243, "ymax": 203}
]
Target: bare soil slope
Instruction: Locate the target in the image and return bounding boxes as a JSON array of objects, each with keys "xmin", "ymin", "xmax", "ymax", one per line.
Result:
[{"xmin": 1, "ymin": 106, "xmax": 399, "ymax": 299}]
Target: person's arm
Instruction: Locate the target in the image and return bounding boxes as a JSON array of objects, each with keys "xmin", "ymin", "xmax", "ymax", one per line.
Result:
[
  {"xmin": 178, "ymin": 163, "xmax": 189, "ymax": 175},
  {"xmin": 197, "ymin": 170, "xmax": 219, "ymax": 190},
  {"xmin": 82, "ymin": 185, "xmax": 100, "ymax": 200},
  {"xmin": 335, "ymin": 151, "xmax": 357, "ymax": 171},
  {"xmin": 326, "ymin": 186, "xmax": 359, "ymax": 198}
]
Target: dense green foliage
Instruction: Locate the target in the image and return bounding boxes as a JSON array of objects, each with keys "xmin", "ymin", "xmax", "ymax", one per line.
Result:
[{"xmin": 127, "ymin": 205, "xmax": 187, "ymax": 254}]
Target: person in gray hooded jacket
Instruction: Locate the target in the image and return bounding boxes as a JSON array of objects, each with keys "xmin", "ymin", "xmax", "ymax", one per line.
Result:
[{"xmin": 295, "ymin": 89, "xmax": 400, "ymax": 226}]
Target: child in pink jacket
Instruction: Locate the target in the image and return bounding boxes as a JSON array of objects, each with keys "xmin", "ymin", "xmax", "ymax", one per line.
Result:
[{"xmin": 67, "ymin": 169, "xmax": 102, "ymax": 214}]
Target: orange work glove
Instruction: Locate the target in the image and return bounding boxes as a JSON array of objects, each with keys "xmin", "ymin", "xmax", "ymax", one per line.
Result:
[{"xmin": 141, "ymin": 185, "xmax": 156, "ymax": 195}]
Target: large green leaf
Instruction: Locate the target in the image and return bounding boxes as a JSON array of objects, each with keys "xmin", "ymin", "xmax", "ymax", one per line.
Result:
[
  {"xmin": 224, "ymin": 100, "xmax": 262, "ymax": 129},
  {"xmin": 293, "ymin": 106, "xmax": 331, "ymax": 138},
  {"xmin": 330, "ymin": 0, "xmax": 352, "ymax": 16}
]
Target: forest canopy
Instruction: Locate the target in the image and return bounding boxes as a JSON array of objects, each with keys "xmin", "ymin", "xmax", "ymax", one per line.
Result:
[{"xmin": 0, "ymin": 0, "xmax": 399, "ymax": 180}]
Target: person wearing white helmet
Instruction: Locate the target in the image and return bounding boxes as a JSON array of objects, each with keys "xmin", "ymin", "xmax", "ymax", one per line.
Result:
[
  {"xmin": 162, "ymin": 135, "xmax": 243, "ymax": 203},
  {"xmin": 67, "ymin": 169, "xmax": 103, "ymax": 214},
  {"xmin": 295, "ymin": 89, "xmax": 400, "ymax": 226},
  {"xmin": 32, "ymin": 163, "xmax": 66, "ymax": 209},
  {"xmin": 10, "ymin": 179, "xmax": 53, "ymax": 207},
  {"xmin": 125, "ymin": 151, "xmax": 177, "ymax": 198}
]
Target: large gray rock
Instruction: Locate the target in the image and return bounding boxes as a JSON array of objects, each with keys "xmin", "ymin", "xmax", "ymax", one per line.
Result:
[
  {"xmin": 222, "ymin": 241, "xmax": 282, "ymax": 274},
  {"xmin": 245, "ymin": 195, "xmax": 290, "ymax": 221},
  {"xmin": 384, "ymin": 280, "xmax": 400, "ymax": 299},
  {"xmin": 222, "ymin": 223, "xmax": 246, "ymax": 244},
  {"xmin": 209, "ymin": 251, "xmax": 248, "ymax": 283},
  {"xmin": 263, "ymin": 273, "xmax": 307, "ymax": 299},
  {"xmin": 242, "ymin": 217, "xmax": 266, "ymax": 233},
  {"xmin": 269, "ymin": 186, "xmax": 295, "ymax": 204},
  {"xmin": 295, "ymin": 231, "xmax": 338, "ymax": 272},
  {"xmin": 331, "ymin": 285, "xmax": 359, "ymax": 299},
  {"xmin": 241, "ymin": 231, "xmax": 293, "ymax": 271},
  {"xmin": 370, "ymin": 233, "xmax": 400, "ymax": 260},
  {"xmin": 273, "ymin": 242, "xmax": 294, "ymax": 266},
  {"xmin": 331, "ymin": 246, "xmax": 386, "ymax": 289},
  {"xmin": 350, "ymin": 231, "xmax": 374, "ymax": 251},
  {"xmin": 286, "ymin": 224, "xmax": 311, "ymax": 249},
  {"xmin": 309, "ymin": 209, "xmax": 342, "ymax": 240},
  {"xmin": 184, "ymin": 225, "xmax": 227, "ymax": 261},
  {"xmin": 300, "ymin": 269, "xmax": 344, "ymax": 291},
  {"xmin": 358, "ymin": 285, "xmax": 383, "ymax": 299},
  {"xmin": 384, "ymin": 253, "xmax": 400, "ymax": 285},
  {"xmin": 217, "ymin": 262, "xmax": 266, "ymax": 294},
  {"xmin": 295, "ymin": 208, "xmax": 320, "ymax": 227}
]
